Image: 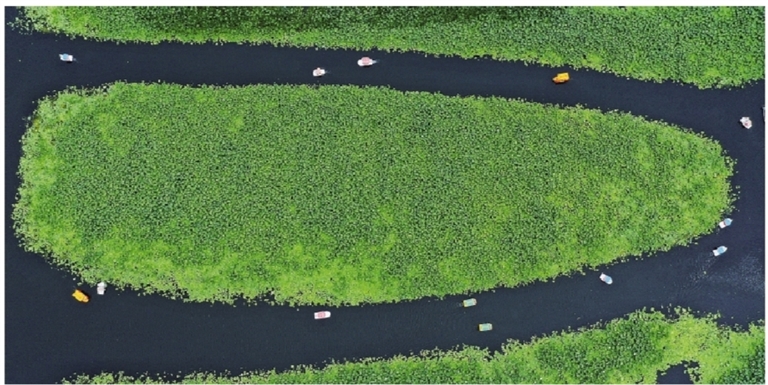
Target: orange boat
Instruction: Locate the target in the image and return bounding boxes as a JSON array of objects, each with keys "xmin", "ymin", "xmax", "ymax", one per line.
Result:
[
  {"xmin": 73, "ymin": 289, "xmax": 90, "ymax": 303},
  {"xmin": 553, "ymin": 72, "xmax": 570, "ymax": 84}
]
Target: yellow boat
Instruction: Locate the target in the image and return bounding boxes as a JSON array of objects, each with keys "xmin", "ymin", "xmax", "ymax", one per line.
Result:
[
  {"xmin": 73, "ymin": 289, "xmax": 89, "ymax": 303},
  {"xmin": 552, "ymin": 72, "xmax": 570, "ymax": 84}
]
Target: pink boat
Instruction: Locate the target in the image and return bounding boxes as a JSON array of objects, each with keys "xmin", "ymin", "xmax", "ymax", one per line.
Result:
[
  {"xmin": 357, "ymin": 57, "xmax": 377, "ymax": 67},
  {"xmin": 314, "ymin": 311, "xmax": 331, "ymax": 320}
]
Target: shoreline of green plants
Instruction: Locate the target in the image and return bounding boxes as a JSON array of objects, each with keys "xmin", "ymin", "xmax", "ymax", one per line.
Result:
[
  {"xmin": 14, "ymin": 82, "xmax": 734, "ymax": 306},
  {"xmin": 15, "ymin": 6, "xmax": 765, "ymax": 88},
  {"xmin": 63, "ymin": 308, "xmax": 765, "ymax": 384}
]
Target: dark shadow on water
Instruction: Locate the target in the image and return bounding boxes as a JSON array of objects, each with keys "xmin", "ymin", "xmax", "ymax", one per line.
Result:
[{"xmin": 5, "ymin": 6, "xmax": 764, "ymax": 384}]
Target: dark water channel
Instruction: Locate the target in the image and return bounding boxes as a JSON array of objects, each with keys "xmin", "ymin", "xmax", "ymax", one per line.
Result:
[{"xmin": 4, "ymin": 7, "xmax": 764, "ymax": 384}]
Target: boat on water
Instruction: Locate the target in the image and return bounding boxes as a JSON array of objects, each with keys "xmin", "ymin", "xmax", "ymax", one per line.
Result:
[
  {"xmin": 96, "ymin": 282, "xmax": 107, "ymax": 295},
  {"xmin": 313, "ymin": 67, "xmax": 326, "ymax": 77},
  {"xmin": 553, "ymin": 72, "xmax": 569, "ymax": 84},
  {"xmin": 73, "ymin": 289, "xmax": 89, "ymax": 303},
  {"xmin": 357, "ymin": 57, "xmax": 377, "ymax": 67}
]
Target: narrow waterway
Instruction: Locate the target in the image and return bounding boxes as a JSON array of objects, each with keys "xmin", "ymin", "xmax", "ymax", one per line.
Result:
[{"xmin": 4, "ymin": 7, "xmax": 764, "ymax": 384}]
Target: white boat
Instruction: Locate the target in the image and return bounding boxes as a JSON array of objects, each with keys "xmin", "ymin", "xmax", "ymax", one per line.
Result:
[
  {"xmin": 96, "ymin": 282, "xmax": 107, "ymax": 295},
  {"xmin": 462, "ymin": 298, "xmax": 477, "ymax": 307},
  {"xmin": 599, "ymin": 273, "xmax": 613, "ymax": 285},
  {"xmin": 314, "ymin": 311, "xmax": 331, "ymax": 320},
  {"xmin": 312, "ymin": 67, "xmax": 326, "ymax": 77},
  {"xmin": 740, "ymin": 117, "xmax": 752, "ymax": 129},
  {"xmin": 718, "ymin": 218, "xmax": 733, "ymax": 228},
  {"xmin": 59, "ymin": 53, "xmax": 74, "ymax": 62},
  {"xmin": 713, "ymin": 246, "xmax": 727, "ymax": 256}
]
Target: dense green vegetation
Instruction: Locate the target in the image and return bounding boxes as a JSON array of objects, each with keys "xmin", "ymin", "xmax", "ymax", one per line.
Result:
[
  {"xmin": 14, "ymin": 82, "xmax": 734, "ymax": 305},
  {"xmin": 64, "ymin": 309, "xmax": 765, "ymax": 384},
  {"xmin": 705, "ymin": 324, "xmax": 766, "ymax": 384},
  {"xmin": 17, "ymin": 6, "xmax": 764, "ymax": 88}
]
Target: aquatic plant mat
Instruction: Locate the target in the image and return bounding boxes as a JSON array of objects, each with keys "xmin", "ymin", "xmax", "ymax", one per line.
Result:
[
  {"xmin": 14, "ymin": 83, "xmax": 734, "ymax": 305},
  {"xmin": 15, "ymin": 6, "xmax": 765, "ymax": 88},
  {"xmin": 65, "ymin": 309, "xmax": 765, "ymax": 384}
]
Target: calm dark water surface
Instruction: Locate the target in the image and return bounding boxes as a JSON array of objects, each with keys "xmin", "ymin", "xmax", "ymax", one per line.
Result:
[{"xmin": 5, "ymin": 7, "xmax": 764, "ymax": 384}]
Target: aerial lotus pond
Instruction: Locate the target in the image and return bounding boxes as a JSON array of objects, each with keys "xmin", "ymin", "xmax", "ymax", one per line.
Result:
[
  {"xmin": 14, "ymin": 82, "xmax": 734, "ymax": 306},
  {"xmin": 15, "ymin": 6, "xmax": 765, "ymax": 88}
]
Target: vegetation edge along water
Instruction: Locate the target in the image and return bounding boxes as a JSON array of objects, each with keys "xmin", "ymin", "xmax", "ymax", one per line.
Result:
[
  {"xmin": 13, "ymin": 82, "xmax": 735, "ymax": 306},
  {"xmin": 14, "ymin": 6, "xmax": 765, "ymax": 88},
  {"xmin": 64, "ymin": 308, "xmax": 765, "ymax": 384}
]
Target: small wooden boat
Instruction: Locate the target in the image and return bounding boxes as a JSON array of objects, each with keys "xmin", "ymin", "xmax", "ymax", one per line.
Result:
[
  {"xmin": 552, "ymin": 72, "xmax": 569, "ymax": 84},
  {"xmin": 314, "ymin": 311, "xmax": 331, "ymax": 320},
  {"xmin": 72, "ymin": 289, "xmax": 89, "ymax": 303},
  {"xmin": 478, "ymin": 323, "xmax": 493, "ymax": 332},
  {"xmin": 462, "ymin": 298, "xmax": 477, "ymax": 307},
  {"xmin": 740, "ymin": 117, "xmax": 752, "ymax": 129}
]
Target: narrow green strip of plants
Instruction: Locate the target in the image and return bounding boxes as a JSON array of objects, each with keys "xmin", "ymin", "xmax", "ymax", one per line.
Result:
[
  {"xmin": 14, "ymin": 82, "xmax": 734, "ymax": 306},
  {"xmin": 63, "ymin": 309, "xmax": 765, "ymax": 384},
  {"xmin": 16, "ymin": 6, "xmax": 765, "ymax": 88}
]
